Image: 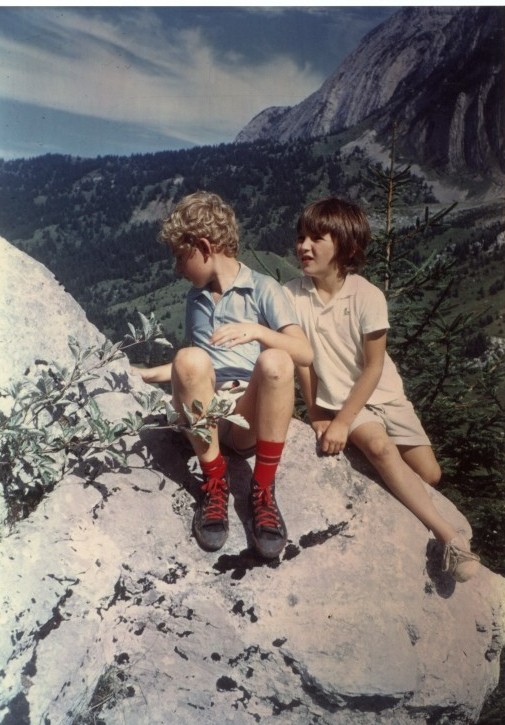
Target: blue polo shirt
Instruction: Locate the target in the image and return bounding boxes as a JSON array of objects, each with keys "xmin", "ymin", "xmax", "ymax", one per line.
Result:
[{"xmin": 185, "ymin": 263, "xmax": 299, "ymax": 384}]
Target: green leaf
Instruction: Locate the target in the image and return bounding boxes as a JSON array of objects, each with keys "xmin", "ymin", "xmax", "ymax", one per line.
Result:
[
  {"xmin": 108, "ymin": 341, "xmax": 124, "ymax": 358},
  {"xmin": 88, "ymin": 397, "xmax": 101, "ymax": 420},
  {"xmin": 192, "ymin": 427, "xmax": 212, "ymax": 444},
  {"xmin": 122, "ymin": 411, "xmax": 144, "ymax": 432},
  {"xmin": 206, "ymin": 396, "xmax": 221, "ymax": 415},
  {"xmin": 138, "ymin": 311, "xmax": 151, "ymax": 339},
  {"xmin": 225, "ymin": 414, "xmax": 250, "ymax": 429},
  {"xmin": 68, "ymin": 336, "xmax": 81, "ymax": 360},
  {"xmin": 164, "ymin": 402, "xmax": 180, "ymax": 425},
  {"xmin": 106, "ymin": 449, "xmax": 128, "ymax": 466},
  {"xmin": 192, "ymin": 399, "xmax": 204, "ymax": 414},
  {"xmin": 182, "ymin": 403, "xmax": 195, "ymax": 426},
  {"xmin": 154, "ymin": 337, "xmax": 173, "ymax": 348}
]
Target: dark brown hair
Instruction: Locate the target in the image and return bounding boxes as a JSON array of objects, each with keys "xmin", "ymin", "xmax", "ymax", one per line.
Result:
[{"xmin": 296, "ymin": 197, "xmax": 370, "ymax": 274}]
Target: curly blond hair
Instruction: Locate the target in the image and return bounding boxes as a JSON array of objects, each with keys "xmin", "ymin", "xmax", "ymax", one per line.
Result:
[{"xmin": 160, "ymin": 191, "xmax": 239, "ymax": 257}]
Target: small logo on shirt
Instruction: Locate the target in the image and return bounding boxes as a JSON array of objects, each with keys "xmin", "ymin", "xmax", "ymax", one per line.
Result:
[{"xmin": 343, "ymin": 308, "xmax": 350, "ymax": 316}]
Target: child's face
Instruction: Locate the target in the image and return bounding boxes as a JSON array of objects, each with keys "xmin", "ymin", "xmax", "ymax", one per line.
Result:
[
  {"xmin": 172, "ymin": 244, "xmax": 210, "ymax": 287},
  {"xmin": 296, "ymin": 232, "xmax": 337, "ymax": 277}
]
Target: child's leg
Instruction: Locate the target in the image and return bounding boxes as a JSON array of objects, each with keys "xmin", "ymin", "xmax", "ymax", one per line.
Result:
[
  {"xmin": 232, "ymin": 349, "xmax": 295, "ymax": 558},
  {"xmin": 398, "ymin": 445, "xmax": 442, "ymax": 487},
  {"xmin": 350, "ymin": 422, "xmax": 480, "ymax": 582},
  {"xmin": 350, "ymin": 422, "xmax": 457, "ymax": 543},
  {"xmin": 232, "ymin": 348, "xmax": 295, "ymax": 458},
  {"xmin": 172, "ymin": 347, "xmax": 228, "ymax": 551},
  {"xmin": 171, "ymin": 347, "xmax": 220, "ymax": 462}
]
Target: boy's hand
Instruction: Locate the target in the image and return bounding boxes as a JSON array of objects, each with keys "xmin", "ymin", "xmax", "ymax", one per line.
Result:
[
  {"xmin": 312, "ymin": 419, "xmax": 331, "ymax": 444},
  {"xmin": 210, "ymin": 323, "xmax": 258, "ymax": 348},
  {"xmin": 314, "ymin": 417, "xmax": 349, "ymax": 455}
]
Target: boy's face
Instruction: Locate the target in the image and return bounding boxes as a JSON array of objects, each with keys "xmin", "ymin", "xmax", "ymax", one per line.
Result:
[
  {"xmin": 172, "ymin": 243, "xmax": 210, "ymax": 287},
  {"xmin": 296, "ymin": 232, "xmax": 337, "ymax": 277}
]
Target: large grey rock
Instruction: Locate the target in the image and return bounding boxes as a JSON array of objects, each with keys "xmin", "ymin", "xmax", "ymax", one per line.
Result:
[
  {"xmin": 0, "ymin": 237, "xmax": 105, "ymax": 383},
  {"xmin": 0, "ymin": 237, "xmax": 504, "ymax": 724}
]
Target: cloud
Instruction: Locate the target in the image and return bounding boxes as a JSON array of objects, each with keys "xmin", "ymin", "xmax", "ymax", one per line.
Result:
[{"xmin": 0, "ymin": 8, "xmax": 323, "ymax": 147}]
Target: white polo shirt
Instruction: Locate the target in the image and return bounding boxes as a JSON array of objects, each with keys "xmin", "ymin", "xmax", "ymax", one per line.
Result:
[{"xmin": 284, "ymin": 274, "xmax": 405, "ymax": 409}]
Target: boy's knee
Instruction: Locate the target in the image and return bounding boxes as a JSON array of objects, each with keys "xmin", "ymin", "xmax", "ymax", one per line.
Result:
[
  {"xmin": 173, "ymin": 347, "xmax": 213, "ymax": 381},
  {"xmin": 424, "ymin": 462, "xmax": 442, "ymax": 487},
  {"xmin": 365, "ymin": 435, "xmax": 396, "ymax": 463},
  {"xmin": 255, "ymin": 349, "xmax": 294, "ymax": 384}
]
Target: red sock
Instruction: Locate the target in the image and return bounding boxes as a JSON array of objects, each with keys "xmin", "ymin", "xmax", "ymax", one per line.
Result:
[
  {"xmin": 200, "ymin": 452, "xmax": 227, "ymax": 480},
  {"xmin": 253, "ymin": 440, "xmax": 285, "ymax": 488}
]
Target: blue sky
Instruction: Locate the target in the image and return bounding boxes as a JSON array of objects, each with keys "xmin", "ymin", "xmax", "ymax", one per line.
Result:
[{"xmin": 0, "ymin": 5, "xmax": 399, "ymax": 160}]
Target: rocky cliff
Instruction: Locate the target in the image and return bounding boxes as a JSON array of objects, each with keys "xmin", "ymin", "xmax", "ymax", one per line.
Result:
[
  {"xmin": 1, "ymin": 236, "xmax": 504, "ymax": 724},
  {"xmin": 235, "ymin": 6, "xmax": 504, "ymax": 178}
]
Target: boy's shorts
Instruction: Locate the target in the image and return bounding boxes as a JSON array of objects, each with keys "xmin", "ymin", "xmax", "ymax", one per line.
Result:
[
  {"xmin": 216, "ymin": 380, "xmax": 256, "ymax": 458},
  {"xmin": 347, "ymin": 397, "xmax": 431, "ymax": 447}
]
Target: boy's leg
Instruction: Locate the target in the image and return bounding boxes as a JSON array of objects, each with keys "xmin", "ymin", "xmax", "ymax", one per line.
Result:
[
  {"xmin": 398, "ymin": 445, "xmax": 442, "ymax": 487},
  {"xmin": 374, "ymin": 398, "xmax": 441, "ymax": 487},
  {"xmin": 171, "ymin": 347, "xmax": 219, "ymax": 461},
  {"xmin": 232, "ymin": 349, "xmax": 295, "ymax": 558},
  {"xmin": 350, "ymin": 422, "xmax": 458, "ymax": 543},
  {"xmin": 350, "ymin": 422, "xmax": 479, "ymax": 582},
  {"xmin": 172, "ymin": 347, "xmax": 229, "ymax": 551}
]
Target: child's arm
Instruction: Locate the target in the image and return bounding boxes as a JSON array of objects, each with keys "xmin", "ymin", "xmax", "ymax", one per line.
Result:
[
  {"xmin": 296, "ymin": 364, "xmax": 335, "ymax": 442},
  {"xmin": 130, "ymin": 363, "xmax": 173, "ymax": 384},
  {"xmin": 296, "ymin": 362, "xmax": 318, "ymax": 413},
  {"xmin": 318, "ymin": 329, "xmax": 386, "ymax": 455},
  {"xmin": 209, "ymin": 322, "xmax": 313, "ymax": 367}
]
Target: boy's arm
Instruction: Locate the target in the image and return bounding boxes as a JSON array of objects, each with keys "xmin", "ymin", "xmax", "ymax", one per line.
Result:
[
  {"xmin": 296, "ymin": 363, "xmax": 318, "ymax": 415},
  {"xmin": 319, "ymin": 329, "xmax": 386, "ymax": 454},
  {"xmin": 209, "ymin": 322, "xmax": 313, "ymax": 367},
  {"xmin": 337, "ymin": 329, "xmax": 386, "ymax": 426},
  {"xmin": 130, "ymin": 363, "xmax": 173, "ymax": 384},
  {"xmin": 297, "ymin": 363, "xmax": 336, "ymax": 444}
]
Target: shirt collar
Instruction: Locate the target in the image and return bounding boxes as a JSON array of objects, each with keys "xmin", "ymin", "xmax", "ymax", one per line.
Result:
[
  {"xmin": 230, "ymin": 262, "xmax": 255, "ymax": 291},
  {"xmin": 301, "ymin": 273, "xmax": 357, "ymax": 299},
  {"xmin": 191, "ymin": 262, "xmax": 254, "ymax": 301}
]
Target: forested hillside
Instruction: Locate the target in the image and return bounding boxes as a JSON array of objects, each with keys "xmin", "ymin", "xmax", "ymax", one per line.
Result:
[{"xmin": 0, "ymin": 135, "xmax": 503, "ymax": 350}]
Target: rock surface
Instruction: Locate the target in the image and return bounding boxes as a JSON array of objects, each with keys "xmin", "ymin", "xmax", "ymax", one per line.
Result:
[{"xmin": 1, "ymin": 236, "xmax": 504, "ymax": 724}]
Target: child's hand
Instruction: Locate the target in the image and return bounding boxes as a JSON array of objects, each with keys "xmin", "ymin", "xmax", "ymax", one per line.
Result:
[
  {"xmin": 316, "ymin": 418, "xmax": 349, "ymax": 456},
  {"xmin": 210, "ymin": 323, "xmax": 258, "ymax": 348},
  {"xmin": 312, "ymin": 419, "xmax": 331, "ymax": 442}
]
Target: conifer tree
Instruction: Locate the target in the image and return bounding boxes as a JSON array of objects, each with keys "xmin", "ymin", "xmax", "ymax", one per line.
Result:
[{"xmin": 366, "ymin": 125, "xmax": 505, "ymax": 574}]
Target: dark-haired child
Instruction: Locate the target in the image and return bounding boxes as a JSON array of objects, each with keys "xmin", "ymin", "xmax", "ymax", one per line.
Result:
[{"xmin": 284, "ymin": 197, "xmax": 480, "ymax": 582}]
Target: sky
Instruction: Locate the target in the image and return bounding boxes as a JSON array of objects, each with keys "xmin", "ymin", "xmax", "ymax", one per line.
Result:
[{"xmin": 0, "ymin": 4, "xmax": 401, "ymax": 160}]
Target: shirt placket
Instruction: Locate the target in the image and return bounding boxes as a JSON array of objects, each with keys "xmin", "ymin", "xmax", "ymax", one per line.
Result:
[{"xmin": 212, "ymin": 290, "xmax": 229, "ymax": 331}]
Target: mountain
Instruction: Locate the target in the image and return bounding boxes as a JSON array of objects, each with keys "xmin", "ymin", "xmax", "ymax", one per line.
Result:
[{"xmin": 235, "ymin": 6, "xmax": 505, "ymax": 178}]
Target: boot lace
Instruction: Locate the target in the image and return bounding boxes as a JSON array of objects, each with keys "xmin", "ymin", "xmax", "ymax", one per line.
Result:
[
  {"xmin": 252, "ymin": 484, "xmax": 281, "ymax": 531},
  {"xmin": 201, "ymin": 475, "xmax": 228, "ymax": 523}
]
